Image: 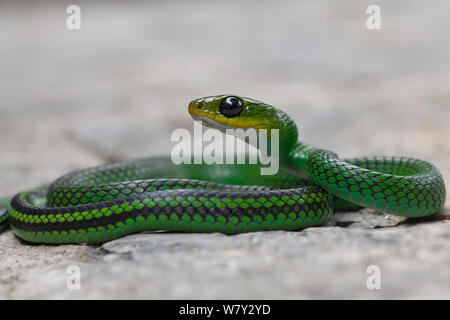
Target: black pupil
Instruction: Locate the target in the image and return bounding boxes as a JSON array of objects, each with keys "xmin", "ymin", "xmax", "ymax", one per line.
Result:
[{"xmin": 219, "ymin": 97, "xmax": 243, "ymax": 118}]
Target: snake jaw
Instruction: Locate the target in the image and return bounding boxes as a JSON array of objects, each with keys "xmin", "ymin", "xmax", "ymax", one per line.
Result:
[{"xmin": 190, "ymin": 114, "xmax": 231, "ymax": 132}]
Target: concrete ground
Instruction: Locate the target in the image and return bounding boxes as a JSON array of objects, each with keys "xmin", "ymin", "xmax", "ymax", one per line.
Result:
[{"xmin": 0, "ymin": 0, "xmax": 449, "ymax": 299}]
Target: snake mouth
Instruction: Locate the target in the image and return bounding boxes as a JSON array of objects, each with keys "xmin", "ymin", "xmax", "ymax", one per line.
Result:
[{"xmin": 190, "ymin": 114, "xmax": 232, "ymax": 131}]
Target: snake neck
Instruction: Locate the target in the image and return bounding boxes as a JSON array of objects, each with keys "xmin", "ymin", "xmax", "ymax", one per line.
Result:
[
  {"xmin": 282, "ymin": 142, "xmax": 326, "ymax": 179},
  {"xmin": 272, "ymin": 108, "xmax": 299, "ymax": 156}
]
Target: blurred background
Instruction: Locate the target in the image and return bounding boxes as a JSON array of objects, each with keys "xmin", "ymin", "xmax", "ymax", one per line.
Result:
[
  {"xmin": 1, "ymin": 0, "xmax": 449, "ymax": 200},
  {"xmin": 0, "ymin": 0, "xmax": 449, "ymax": 299}
]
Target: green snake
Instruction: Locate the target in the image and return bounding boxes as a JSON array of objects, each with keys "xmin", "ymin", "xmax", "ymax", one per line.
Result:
[{"xmin": 0, "ymin": 95, "xmax": 446, "ymax": 244}]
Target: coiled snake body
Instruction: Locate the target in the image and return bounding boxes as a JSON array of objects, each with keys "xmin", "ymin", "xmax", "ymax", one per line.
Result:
[{"xmin": 0, "ymin": 95, "xmax": 446, "ymax": 243}]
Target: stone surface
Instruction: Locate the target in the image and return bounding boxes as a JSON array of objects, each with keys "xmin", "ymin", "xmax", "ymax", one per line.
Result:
[
  {"xmin": 1, "ymin": 216, "xmax": 449, "ymax": 299},
  {"xmin": 0, "ymin": 0, "xmax": 449, "ymax": 299}
]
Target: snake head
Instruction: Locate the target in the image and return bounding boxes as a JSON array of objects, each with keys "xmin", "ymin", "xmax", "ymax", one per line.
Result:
[
  {"xmin": 188, "ymin": 94, "xmax": 298, "ymax": 155},
  {"xmin": 189, "ymin": 95, "xmax": 277, "ymax": 131}
]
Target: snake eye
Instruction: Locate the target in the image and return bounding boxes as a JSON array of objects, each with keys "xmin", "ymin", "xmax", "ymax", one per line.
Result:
[{"xmin": 219, "ymin": 96, "xmax": 243, "ymax": 118}]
